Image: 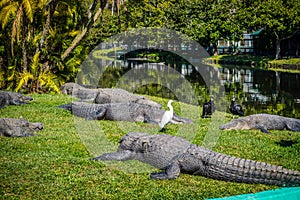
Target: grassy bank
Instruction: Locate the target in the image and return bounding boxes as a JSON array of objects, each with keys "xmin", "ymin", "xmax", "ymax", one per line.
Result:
[
  {"xmin": 0, "ymin": 94, "xmax": 299, "ymax": 199},
  {"xmin": 207, "ymin": 55, "xmax": 300, "ymax": 72}
]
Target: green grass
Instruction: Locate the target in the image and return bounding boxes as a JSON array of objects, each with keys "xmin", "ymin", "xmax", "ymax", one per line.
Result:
[
  {"xmin": 207, "ymin": 55, "xmax": 300, "ymax": 73},
  {"xmin": 207, "ymin": 55, "xmax": 272, "ymax": 66},
  {"xmin": 268, "ymin": 58, "xmax": 300, "ymax": 65},
  {"xmin": 268, "ymin": 58, "xmax": 300, "ymax": 72},
  {"xmin": 0, "ymin": 94, "xmax": 300, "ymax": 199}
]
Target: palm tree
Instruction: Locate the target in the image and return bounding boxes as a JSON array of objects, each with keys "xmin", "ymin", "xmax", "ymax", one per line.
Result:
[
  {"xmin": 0, "ymin": 0, "xmax": 36, "ymax": 71},
  {"xmin": 61, "ymin": 0, "xmax": 108, "ymax": 61}
]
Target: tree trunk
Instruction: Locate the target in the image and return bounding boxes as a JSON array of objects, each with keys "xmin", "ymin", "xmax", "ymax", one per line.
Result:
[
  {"xmin": 213, "ymin": 43, "xmax": 218, "ymax": 56},
  {"xmin": 274, "ymin": 31, "xmax": 281, "ymax": 60},
  {"xmin": 36, "ymin": 0, "xmax": 57, "ymax": 54},
  {"xmin": 61, "ymin": 0, "xmax": 107, "ymax": 61},
  {"xmin": 275, "ymin": 39, "xmax": 281, "ymax": 59},
  {"xmin": 117, "ymin": 0, "xmax": 121, "ymax": 31},
  {"xmin": 21, "ymin": 17, "xmax": 28, "ymax": 72}
]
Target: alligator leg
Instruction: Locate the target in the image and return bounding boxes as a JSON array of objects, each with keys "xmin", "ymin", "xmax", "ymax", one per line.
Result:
[
  {"xmin": 20, "ymin": 133, "xmax": 36, "ymax": 137},
  {"xmin": 285, "ymin": 122, "xmax": 300, "ymax": 132},
  {"xmin": 254, "ymin": 124, "xmax": 269, "ymax": 133},
  {"xmin": 91, "ymin": 150, "xmax": 136, "ymax": 161},
  {"xmin": 158, "ymin": 127, "xmax": 166, "ymax": 132},
  {"xmin": 142, "ymin": 114, "xmax": 159, "ymax": 124},
  {"xmin": 172, "ymin": 114, "xmax": 192, "ymax": 124},
  {"xmin": 150, "ymin": 159, "xmax": 181, "ymax": 180},
  {"xmin": 86, "ymin": 108, "xmax": 106, "ymax": 120},
  {"xmin": 11, "ymin": 99, "xmax": 26, "ymax": 105}
]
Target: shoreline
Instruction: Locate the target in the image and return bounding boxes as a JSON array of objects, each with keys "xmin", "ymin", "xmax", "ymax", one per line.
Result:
[{"xmin": 206, "ymin": 55, "xmax": 300, "ymax": 73}]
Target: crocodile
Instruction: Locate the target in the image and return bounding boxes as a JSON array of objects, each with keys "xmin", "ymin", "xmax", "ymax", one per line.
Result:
[
  {"xmin": 220, "ymin": 114, "xmax": 300, "ymax": 133},
  {"xmin": 0, "ymin": 118, "xmax": 43, "ymax": 137},
  {"xmin": 58, "ymin": 102, "xmax": 192, "ymax": 124},
  {"xmin": 0, "ymin": 90, "xmax": 33, "ymax": 108},
  {"xmin": 60, "ymin": 82, "xmax": 162, "ymax": 108},
  {"xmin": 91, "ymin": 132, "xmax": 300, "ymax": 186}
]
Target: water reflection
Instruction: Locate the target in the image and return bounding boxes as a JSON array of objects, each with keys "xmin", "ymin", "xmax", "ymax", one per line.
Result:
[
  {"xmin": 96, "ymin": 59, "xmax": 300, "ymax": 118},
  {"xmin": 217, "ymin": 66, "xmax": 300, "ymax": 118}
]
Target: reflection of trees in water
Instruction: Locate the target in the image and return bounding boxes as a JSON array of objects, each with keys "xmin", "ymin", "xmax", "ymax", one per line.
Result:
[
  {"xmin": 84, "ymin": 57, "xmax": 300, "ymax": 119},
  {"xmin": 224, "ymin": 69, "xmax": 300, "ymax": 118}
]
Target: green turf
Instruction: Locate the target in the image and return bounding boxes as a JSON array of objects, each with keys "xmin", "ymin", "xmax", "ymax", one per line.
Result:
[{"xmin": 0, "ymin": 94, "xmax": 299, "ymax": 199}]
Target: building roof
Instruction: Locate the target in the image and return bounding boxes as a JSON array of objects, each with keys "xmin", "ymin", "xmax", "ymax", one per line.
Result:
[{"xmin": 250, "ymin": 29, "xmax": 263, "ymax": 36}]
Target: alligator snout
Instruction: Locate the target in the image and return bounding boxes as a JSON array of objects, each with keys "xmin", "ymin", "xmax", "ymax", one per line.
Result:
[{"xmin": 31, "ymin": 122, "xmax": 43, "ymax": 131}]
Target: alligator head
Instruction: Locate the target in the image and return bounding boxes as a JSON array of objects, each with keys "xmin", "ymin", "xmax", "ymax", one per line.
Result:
[
  {"xmin": 219, "ymin": 118, "xmax": 251, "ymax": 130},
  {"xmin": 10, "ymin": 92, "xmax": 33, "ymax": 105}
]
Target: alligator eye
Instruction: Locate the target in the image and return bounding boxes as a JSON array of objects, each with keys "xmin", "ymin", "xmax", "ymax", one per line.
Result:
[
  {"xmin": 22, "ymin": 121, "xmax": 29, "ymax": 126},
  {"xmin": 119, "ymin": 138, "xmax": 125, "ymax": 143}
]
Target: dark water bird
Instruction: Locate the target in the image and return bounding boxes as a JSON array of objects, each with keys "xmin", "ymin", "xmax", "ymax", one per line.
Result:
[
  {"xmin": 229, "ymin": 96, "xmax": 244, "ymax": 116},
  {"xmin": 201, "ymin": 95, "xmax": 215, "ymax": 118}
]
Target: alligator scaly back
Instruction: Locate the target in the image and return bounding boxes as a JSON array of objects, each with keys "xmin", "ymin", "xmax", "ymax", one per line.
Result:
[
  {"xmin": 92, "ymin": 132, "xmax": 300, "ymax": 186},
  {"xmin": 187, "ymin": 145, "xmax": 300, "ymax": 186}
]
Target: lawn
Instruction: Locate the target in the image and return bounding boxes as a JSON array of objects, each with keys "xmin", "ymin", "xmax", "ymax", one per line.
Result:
[
  {"xmin": 207, "ymin": 55, "xmax": 300, "ymax": 73},
  {"xmin": 0, "ymin": 94, "xmax": 299, "ymax": 199}
]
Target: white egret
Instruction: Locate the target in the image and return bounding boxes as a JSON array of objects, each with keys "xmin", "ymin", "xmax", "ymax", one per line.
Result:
[{"xmin": 159, "ymin": 100, "xmax": 174, "ymax": 132}]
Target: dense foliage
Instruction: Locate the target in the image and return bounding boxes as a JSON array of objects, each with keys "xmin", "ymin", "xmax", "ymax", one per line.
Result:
[{"xmin": 0, "ymin": 0, "xmax": 299, "ymax": 92}]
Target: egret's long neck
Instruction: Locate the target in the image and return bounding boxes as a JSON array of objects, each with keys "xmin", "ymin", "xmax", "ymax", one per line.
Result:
[{"xmin": 168, "ymin": 103, "xmax": 173, "ymax": 112}]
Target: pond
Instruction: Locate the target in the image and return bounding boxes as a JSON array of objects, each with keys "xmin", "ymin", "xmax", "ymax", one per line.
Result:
[
  {"xmin": 78, "ymin": 49, "xmax": 300, "ymax": 119},
  {"xmin": 88, "ymin": 57, "xmax": 300, "ymax": 119},
  {"xmin": 217, "ymin": 65, "xmax": 300, "ymax": 118}
]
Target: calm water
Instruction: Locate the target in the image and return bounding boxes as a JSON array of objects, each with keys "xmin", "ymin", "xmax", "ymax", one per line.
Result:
[
  {"xmin": 217, "ymin": 65, "xmax": 300, "ymax": 118},
  {"xmin": 92, "ymin": 58, "xmax": 300, "ymax": 119}
]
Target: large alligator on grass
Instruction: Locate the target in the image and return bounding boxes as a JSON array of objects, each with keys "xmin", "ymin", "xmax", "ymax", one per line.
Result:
[
  {"xmin": 220, "ymin": 114, "xmax": 300, "ymax": 133},
  {"xmin": 0, "ymin": 118, "xmax": 43, "ymax": 137},
  {"xmin": 0, "ymin": 90, "xmax": 33, "ymax": 108},
  {"xmin": 91, "ymin": 132, "xmax": 300, "ymax": 186},
  {"xmin": 60, "ymin": 82, "xmax": 162, "ymax": 108},
  {"xmin": 58, "ymin": 102, "xmax": 192, "ymax": 124}
]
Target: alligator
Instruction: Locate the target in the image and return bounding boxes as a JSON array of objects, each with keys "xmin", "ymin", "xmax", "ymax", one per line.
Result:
[
  {"xmin": 91, "ymin": 132, "xmax": 300, "ymax": 186},
  {"xmin": 60, "ymin": 82, "xmax": 162, "ymax": 108},
  {"xmin": 220, "ymin": 114, "xmax": 300, "ymax": 133},
  {"xmin": 58, "ymin": 102, "xmax": 192, "ymax": 124},
  {"xmin": 0, "ymin": 118, "xmax": 43, "ymax": 137},
  {"xmin": 0, "ymin": 90, "xmax": 33, "ymax": 108}
]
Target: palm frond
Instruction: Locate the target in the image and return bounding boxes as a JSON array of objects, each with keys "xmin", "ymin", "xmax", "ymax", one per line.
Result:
[
  {"xmin": 7, "ymin": 65, "xmax": 16, "ymax": 81},
  {"xmin": 11, "ymin": 5, "xmax": 23, "ymax": 44},
  {"xmin": 32, "ymin": 31, "xmax": 42, "ymax": 45},
  {"xmin": 21, "ymin": 0, "xmax": 33, "ymax": 22},
  {"xmin": 48, "ymin": 27, "xmax": 57, "ymax": 38},
  {"xmin": 0, "ymin": 2, "xmax": 18, "ymax": 29},
  {"xmin": 0, "ymin": 0, "xmax": 11, "ymax": 8},
  {"xmin": 15, "ymin": 71, "xmax": 34, "ymax": 92},
  {"xmin": 30, "ymin": 51, "xmax": 40, "ymax": 75},
  {"xmin": 69, "ymin": 30, "xmax": 80, "ymax": 37},
  {"xmin": 37, "ymin": 0, "xmax": 47, "ymax": 10},
  {"xmin": 38, "ymin": 70, "xmax": 60, "ymax": 93},
  {"xmin": 0, "ymin": 68, "xmax": 5, "ymax": 88}
]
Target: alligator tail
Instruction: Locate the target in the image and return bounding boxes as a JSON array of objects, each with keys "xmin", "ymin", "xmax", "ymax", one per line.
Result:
[
  {"xmin": 172, "ymin": 114, "xmax": 193, "ymax": 124},
  {"xmin": 205, "ymin": 153, "xmax": 300, "ymax": 186}
]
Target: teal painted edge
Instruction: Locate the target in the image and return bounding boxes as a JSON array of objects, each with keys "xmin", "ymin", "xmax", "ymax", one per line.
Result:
[
  {"xmin": 207, "ymin": 187, "xmax": 300, "ymax": 200},
  {"xmin": 250, "ymin": 29, "xmax": 263, "ymax": 36}
]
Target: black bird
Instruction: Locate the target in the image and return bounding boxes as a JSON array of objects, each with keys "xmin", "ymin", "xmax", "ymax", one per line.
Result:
[
  {"xmin": 201, "ymin": 95, "xmax": 215, "ymax": 118},
  {"xmin": 229, "ymin": 96, "xmax": 244, "ymax": 116}
]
